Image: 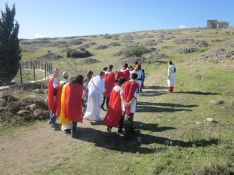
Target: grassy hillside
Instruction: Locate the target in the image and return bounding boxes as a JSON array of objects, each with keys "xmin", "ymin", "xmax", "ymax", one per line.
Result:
[{"xmin": 1, "ymin": 28, "xmax": 234, "ymax": 175}]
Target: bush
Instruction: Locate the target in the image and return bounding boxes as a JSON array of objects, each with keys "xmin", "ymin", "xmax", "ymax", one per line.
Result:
[
  {"xmin": 123, "ymin": 46, "xmax": 150, "ymax": 57},
  {"xmin": 66, "ymin": 49, "xmax": 92, "ymax": 58}
]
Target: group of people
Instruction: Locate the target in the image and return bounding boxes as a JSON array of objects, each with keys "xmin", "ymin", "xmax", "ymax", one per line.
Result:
[{"xmin": 47, "ymin": 62, "xmax": 145, "ymax": 139}]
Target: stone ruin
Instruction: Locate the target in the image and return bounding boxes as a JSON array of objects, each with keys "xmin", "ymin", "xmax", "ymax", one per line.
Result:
[{"xmin": 207, "ymin": 20, "xmax": 229, "ymax": 29}]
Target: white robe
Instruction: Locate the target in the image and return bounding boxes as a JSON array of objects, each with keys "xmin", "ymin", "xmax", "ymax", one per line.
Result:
[
  {"xmin": 167, "ymin": 64, "xmax": 176, "ymax": 86},
  {"xmin": 84, "ymin": 75, "xmax": 105, "ymax": 121}
]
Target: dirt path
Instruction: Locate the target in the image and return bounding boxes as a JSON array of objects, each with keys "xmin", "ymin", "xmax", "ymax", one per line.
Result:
[{"xmin": 0, "ymin": 73, "xmax": 166, "ymax": 175}]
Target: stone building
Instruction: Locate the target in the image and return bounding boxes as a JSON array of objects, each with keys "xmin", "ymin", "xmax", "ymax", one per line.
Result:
[{"xmin": 207, "ymin": 20, "xmax": 229, "ymax": 29}]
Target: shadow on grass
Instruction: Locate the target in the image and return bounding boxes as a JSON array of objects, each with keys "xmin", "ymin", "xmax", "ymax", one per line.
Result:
[
  {"xmin": 74, "ymin": 127, "xmax": 219, "ymax": 154},
  {"xmin": 137, "ymin": 101, "xmax": 197, "ymax": 113},
  {"xmin": 143, "ymin": 86, "xmax": 168, "ymax": 90},
  {"xmin": 141, "ymin": 86, "xmax": 168, "ymax": 97},
  {"xmin": 141, "ymin": 90, "xmax": 167, "ymax": 97},
  {"xmin": 174, "ymin": 91, "xmax": 220, "ymax": 95},
  {"xmin": 134, "ymin": 121, "xmax": 176, "ymax": 132}
]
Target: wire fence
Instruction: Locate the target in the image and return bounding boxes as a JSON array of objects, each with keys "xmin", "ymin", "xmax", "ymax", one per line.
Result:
[{"xmin": 18, "ymin": 61, "xmax": 53, "ymax": 83}]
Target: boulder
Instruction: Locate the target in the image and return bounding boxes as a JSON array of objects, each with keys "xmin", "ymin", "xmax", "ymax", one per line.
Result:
[
  {"xmin": 33, "ymin": 109, "xmax": 43, "ymax": 117},
  {"xmin": 33, "ymin": 110, "xmax": 50, "ymax": 120},
  {"xmin": 17, "ymin": 110, "xmax": 31, "ymax": 117},
  {"xmin": 1, "ymin": 92, "xmax": 18, "ymax": 102},
  {"xmin": 33, "ymin": 89, "xmax": 44, "ymax": 94},
  {"xmin": 0, "ymin": 99, "xmax": 7, "ymax": 107},
  {"xmin": 7, "ymin": 101, "xmax": 20, "ymax": 113},
  {"xmin": 206, "ymin": 118, "xmax": 217, "ymax": 123},
  {"xmin": 26, "ymin": 103, "xmax": 37, "ymax": 112},
  {"xmin": 35, "ymin": 100, "xmax": 48, "ymax": 110},
  {"xmin": 0, "ymin": 107, "xmax": 5, "ymax": 113}
]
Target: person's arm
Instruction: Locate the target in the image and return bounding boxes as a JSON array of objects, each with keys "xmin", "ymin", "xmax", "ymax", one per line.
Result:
[{"xmin": 53, "ymin": 78, "xmax": 58, "ymax": 88}]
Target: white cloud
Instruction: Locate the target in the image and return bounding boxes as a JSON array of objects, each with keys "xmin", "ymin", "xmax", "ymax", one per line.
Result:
[
  {"xmin": 179, "ymin": 25, "xmax": 189, "ymax": 29},
  {"xmin": 32, "ymin": 33, "xmax": 45, "ymax": 39}
]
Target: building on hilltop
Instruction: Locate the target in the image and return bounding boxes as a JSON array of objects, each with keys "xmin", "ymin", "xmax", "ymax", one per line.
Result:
[{"xmin": 207, "ymin": 20, "xmax": 229, "ymax": 29}]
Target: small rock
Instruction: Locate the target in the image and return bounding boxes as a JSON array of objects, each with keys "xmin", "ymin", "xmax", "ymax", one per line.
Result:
[
  {"xmin": 0, "ymin": 107, "xmax": 5, "ymax": 113},
  {"xmin": 17, "ymin": 110, "xmax": 31, "ymax": 117},
  {"xmin": 26, "ymin": 103, "xmax": 37, "ymax": 112},
  {"xmin": 34, "ymin": 89, "xmax": 44, "ymax": 94},
  {"xmin": 0, "ymin": 99, "xmax": 7, "ymax": 107},
  {"xmin": 206, "ymin": 118, "xmax": 217, "ymax": 123},
  {"xmin": 209, "ymin": 100, "xmax": 225, "ymax": 105},
  {"xmin": 7, "ymin": 101, "xmax": 20, "ymax": 113},
  {"xmin": 33, "ymin": 109, "xmax": 43, "ymax": 117},
  {"xmin": 1, "ymin": 92, "xmax": 18, "ymax": 102},
  {"xmin": 195, "ymin": 121, "xmax": 201, "ymax": 125}
]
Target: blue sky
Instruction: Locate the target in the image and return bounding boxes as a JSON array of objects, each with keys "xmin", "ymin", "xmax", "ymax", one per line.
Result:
[{"xmin": 0, "ymin": 0, "xmax": 233, "ymax": 39}]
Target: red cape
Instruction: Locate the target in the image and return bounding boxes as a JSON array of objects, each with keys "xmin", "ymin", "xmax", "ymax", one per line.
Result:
[
  {"xmin": 115, "ymin": 71, "xmax": 125, "ymax": 81},
  {"xmin": 64, "ymin": 84, "xmax": 84, "ymax": 122},
  {"xmin": 122, "ymin": 80, "xmax": 139, "ymax": 116},
  {"xmin": 103, "ymin": 86, "xmax": 122, "ymax": 127},
  {"xmin": 121, "ymin": 69, "xmax": 130, "ymax": 81},
  {"xmin": 48, "ymin": 77, "xmax": 55, "ymax": 111},
  {"xmin": 103, "ymin": 72, "xmax": 115, "ymax": 97}
]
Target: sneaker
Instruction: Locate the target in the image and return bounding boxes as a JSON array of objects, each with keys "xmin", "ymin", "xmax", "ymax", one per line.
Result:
[
  {"xmin": 71, "ymin": 130, "xmax": 77, "ymax": 138},
  {"xmin": 118, "ymin": 129, "xmax": 124, "ymax": 135},
  {"xmin": 107, "ymin": 127, "xmax": 112, "ymax": 133},
  {"xmin": 64, "ymin": 129, "xmax": 71, "ymax": 134}
]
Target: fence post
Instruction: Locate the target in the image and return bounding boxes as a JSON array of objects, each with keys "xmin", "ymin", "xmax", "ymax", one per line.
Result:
[
  {"xmin": 19, "ymin": 65, "xmax": 23, "ymax": 84},
  {"xmin": 47, "ymin": 63, "xmax": 50, "ymax": 75},
  {"xmin": 30, "ymin": 61, "xmax": 33, "ymax": 70},
  {"xmin": 33, "ymin": 64, "xmax": 36, "ymax": 81},
  {"xmin": 50, "ymin": 63, "xmax": 53, "ymax": 74},
  {"xmin": 44, "ymin": 62, "xmax": 47, "ymax": 79}
]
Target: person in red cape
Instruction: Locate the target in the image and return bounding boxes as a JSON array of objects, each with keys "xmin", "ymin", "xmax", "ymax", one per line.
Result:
[
  {"xmin": 120, "ymin": 63, "xmax": 130, "ymax": 81},
  {"xmin": 64, "ymin": 75, "xmax": 84, "ymax": 138},
  {"xmin": 115, "ymin": 71, "xmax": 124, "ymax": 85},
  {"xmin": 101, "ymin": 65, "xmax": 115, "ymax": 110},
  {"xmin": 55, "ymin": 71, "xmax": 69, "ymax": 118},
  {"xmin": 103, "ymin": 78, "xmax": 126, "ymax": 133},
  {"xmin": 121, "ymin": 73, "xmax": 139, "ymax": 139},
  {"xmin": 48, "ymin": 68, "xmax": 59, "ymax": 126}
]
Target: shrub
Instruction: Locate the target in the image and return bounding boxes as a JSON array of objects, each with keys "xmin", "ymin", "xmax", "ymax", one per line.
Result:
[
  {"xmin": 66, "ymin": 49, "xmax": 92, "ymax": 58},
  {"xmin": 123, "ymin": 46, "xmax": 150, "ymax": 57}
]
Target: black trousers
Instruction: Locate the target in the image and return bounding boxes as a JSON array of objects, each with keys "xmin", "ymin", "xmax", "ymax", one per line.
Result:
[
  {"xmin": 72, "ymin": 121, "xmax": 77, "ymax": 133},
  {"xmin": 101, "ymin": 96, "xmax": 110, "ymax": 109}
]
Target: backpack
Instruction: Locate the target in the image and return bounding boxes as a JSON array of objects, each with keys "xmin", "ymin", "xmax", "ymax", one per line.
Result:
[{"xmin": 174, "ymin": 67, "xmax": 176, "ymax": 73}]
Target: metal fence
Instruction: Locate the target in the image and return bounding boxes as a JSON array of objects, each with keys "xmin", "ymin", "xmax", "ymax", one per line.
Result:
[{"xmin": 19, "ymin": 61, "xmax": 53, "ymax": 83}]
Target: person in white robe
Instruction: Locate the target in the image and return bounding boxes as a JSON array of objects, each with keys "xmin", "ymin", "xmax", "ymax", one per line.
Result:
[
  {"xmin": 167, "ymin": 61, "xmax": 176, "ymax": 92},
  {"xmin": 132, "ymin": 64, "xmax": 143, "ymax": 93},
  {"xmin": 84, "ymin": 71, "xmax": 105, "ymax": 122}
]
